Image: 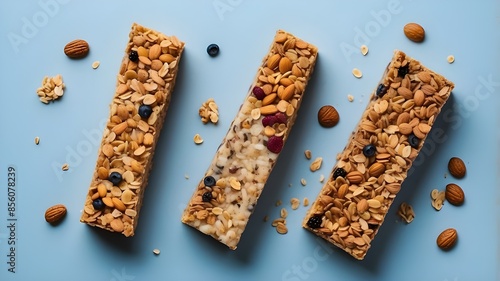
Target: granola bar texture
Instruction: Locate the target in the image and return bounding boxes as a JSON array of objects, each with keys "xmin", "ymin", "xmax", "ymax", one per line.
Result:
[
  {"xmin": 182, "ymin": 30, "xmax": 318, "ymax": 249},
  {"xmin": 80, "ymin": 23, "xmax": 184, "ymax": 236},
  {"xmin": 303, "ymin": 50, "xmax": 454, "ymax": 260}
]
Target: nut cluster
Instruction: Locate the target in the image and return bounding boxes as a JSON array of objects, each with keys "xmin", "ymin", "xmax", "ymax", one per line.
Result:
[
  {"xmin": 199, "ymin": 98, "xmax": 219, "ymax": 124},
  {"xmin": 36, "ymin": 75, "xmax": 65, "ymax": 104}
]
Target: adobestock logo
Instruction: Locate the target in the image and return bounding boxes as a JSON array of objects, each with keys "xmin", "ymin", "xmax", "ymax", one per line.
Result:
[
  {"xmin": 339, "ymin": 0, "xmax": 403, "ymax": 63},
  {"xmin": 7, "ymin": 0, "xmax": 72, "ymax": 54},
  {"xmin": 110, "ymin": 267, "xmax": 135, "ymax": 281},
  {"xmin": 212, "ymin": 0, "xmax": 245, "ymax": 21},
  {"xmin": 281, "ymin": 238, "xmax": 334, "ymax": 281}
]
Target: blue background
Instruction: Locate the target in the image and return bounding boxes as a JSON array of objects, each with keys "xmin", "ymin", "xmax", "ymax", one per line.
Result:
[{"xmin": 0, "ymin": 0, "xmax": 499, "ymax": 280}]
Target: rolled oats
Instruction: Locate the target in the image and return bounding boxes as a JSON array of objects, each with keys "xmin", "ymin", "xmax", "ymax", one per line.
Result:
[
  {"xmin": 303, "ymin": 50, "xmax": 454, "ymax": 260},
  {"xmin": 79, "ymin": 23, "xmax": 185, "ymax": 237}
]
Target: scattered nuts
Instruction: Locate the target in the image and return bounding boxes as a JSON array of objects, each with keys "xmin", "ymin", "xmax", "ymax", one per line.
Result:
[
  {"xmin": 309, "ymin": 157, "xmax": 323, "ymax": 172},
  {"xmin": 64, "ymin": 39, "xmax": 90, "ymax": 58},
  {"xmin": 45, "ymin": 204, "xmax": 67, "ymax": 224},
  {"xmin": 92, "ymin": 61, "xmax": 100, "ymax": 69},
  {"xmin": 290, "ymin": 198, "xmax": 300, "ymax": 210},
  {"xmin": 398, "ymin": 202, "xmax": 415, "ymax": 223},
  {"xmin": 430, "ymin": 189, "xmax": 446, "ymax": 211},
  {"xmin": 448, "ymin": 157, "xmax": 466, "ymax": 178},
  {"xmin": 152, "ymin": 249, "xmax": 160, "ymax": 255},
  {"xmin": 436, "ymin": 228, "xmax": 458, "ymax": 250},
  {"xmin": 61, "ymin": 163, "xmax": 69, "ymax": 171},
  {"xmin": 360, "ymin": 45, "xmax": 368, "ymax": 56},
  {"xmin": 317, "ymin": 105, "xmax": 340, "ymax": 127},
  {"xmin": 199, "ymin": 98, "xmax": 219, "ymax": 124},
  {"xmin": 445, "ymin": 183, "xmax": 464, "ymax": 206},
  {"xmin": 34, "ymin": 136, "xmax": 40, "ymax": 145},
  {"xmin": 347, "ymin": 94, "xmax": 354, "ymax": 102},
  {"xmin": 447, "ymin": 55, "xmax": 455, "ymax": 64},
  {"xmin": 193, "ymin": 134, "xmax": 203, "ymax": 144},
  {"xmin": 304, "ymin": 149, "xmax": 312, "ymax": 160},
  {"xmin": 300, "ymin": 178, "xmax": 307, "ymax": 186},
  {"xmin": 403, "ymin": 23, "xmax": 425, "ymax": 42},
  {"xmin": 352, "ymin": 68, "xmax": 363, "ymax": 78},
  {"xmin": 36, "ymin": 74, "xmax": 65, "ymax": 104}
]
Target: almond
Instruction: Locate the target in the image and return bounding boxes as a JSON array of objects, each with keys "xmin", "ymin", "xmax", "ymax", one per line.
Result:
[
  {"xmin": 403, "ymin": 23, "xmax": 425, "ymax": 43},
  {"xmin": 267, "ymin": 53, "xmax": 281, "ymax": 70},
  {"xmin": 317, "ymin": 105, "xmax": 340, "ymax": 128},
  {"xmin": 64, "ymin": 39, "xmax": 90, "ymax": 58},
  {"xmin": 346, "ymin": 171, "xmax": 364, "ymax": 184},
  {"xmin": 45, "ymin": 204, "xmax": 67, "ymax": 224},
  {"xmin": 368, "ymin": 162, "xmax": 385, "ymax": 177},
  {"xmin": 436, "ymin": 228, "xmax": 458, "ymax": 250},
  {"xmin": 445, "ymin": 183, "xmax": 464, "ymax": 206},
  {"xmin": 448, "ymin": 157, "xmax": 466, "ymax": 178}
]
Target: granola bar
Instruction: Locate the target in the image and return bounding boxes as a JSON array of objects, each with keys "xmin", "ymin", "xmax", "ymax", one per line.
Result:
[
  {"xmin": 181, "ymin": 30, "xmax": 318, "ymax": 249},
  {"xmin": 80, "ymin": 23, "xmax": 184, "ymax": 236},
  {"xmin": 303, "ymin": 50, "xmax": 454, "ymax": 260}
]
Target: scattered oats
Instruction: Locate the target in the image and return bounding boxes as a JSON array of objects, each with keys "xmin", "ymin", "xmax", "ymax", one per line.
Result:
[
  {"xmin": 152, "ymin": 249, "xmax": 160, "ymax": 255},
  {"xmin": 34, "ymin": 136, "xmax": 40, "ymax": 145},
  {"xmin": 304, "ymin": 149, "xmax": 312, "ymax": 160},
  {"xmin": 193, "ymin": 133, "xmax": 203, "ymax": 144},
  {"xmin": 61, "ymin": 163, "xmax": 69, "ymax": 171},
  {"xmin": 290, "ymin": 198, "xmax": 300, "ymax": 210},
  {"xmin": 447, "ymin": 55, "xmax": 455, "ymax": 64},
  {"xmin": 92, "ymin": 61, "xmax": 100, "ymax": 69},
  {"xmin": 199, "ymin": 98, "xmax": 219, "ymax": 124},
  {"xmin": 276, "ymin": 222, "xmax": 288, "ymax": 235},
  {"xmin": 352, "ymin": 68, "xmax": 362, "ymax": 78},
  {"xmin": 300, "ymin": 178, "xmax": 307, "ymax": 186},
  {"xmin": 275, "ymin": 200, "xmax": 282, "ymax": 207},
  {"xmin": 303, "ymin": 197, "xmax": 309, "ymax": 207},
  {"xmin": 36, "ymin": 74, "xmax": 65, "ymax": 103},
  {"xmin": 360, "ymin": 45, "xmax": 369, "ymax": 56},
  {"xmin": 309, "ymin": 157, "xmax": 323, "ymax": 172},
  {"xmin": 280, "ymin": 208, "xmax": 288, "ymax": 218},
  {"xmin": 319, "ymin": 174, "xmax": 325, "ymax": 182},
  {"xmin": 347, "ymin": 94, "xmax": 355, "ymax": 102},
  {"xmin": 398, "ymin": 202, "xmax": 415, "ymax": 223}
]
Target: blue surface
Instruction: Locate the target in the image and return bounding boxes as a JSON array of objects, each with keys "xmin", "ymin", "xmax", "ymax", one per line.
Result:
[{"xmin": 1, "ymin": 0, "xmax": 499, "ymax": 280}]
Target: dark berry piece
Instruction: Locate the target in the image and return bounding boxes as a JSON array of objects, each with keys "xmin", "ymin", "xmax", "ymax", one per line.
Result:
[
  {"xmin": 306, "ymin": 215, "xmax": 323, "ymax": 229},
  {"xmin": 202, "ymin": 192, "xmax": 213, "ymax": 202},
  {"xmin": 252, "ymin": 86, "xmax": 266, "ymax": 100},
  {"xmin": 138, "ymin": 104, "xmax": 153, "ymax": 119},
  {"xmin": 274, "ymin": 112, "xmax": 287, "ymax": 124},
  {"xmin": 262, "ymin": 115, "xmax": 278, "ymax": 127},
  {"xmin": 376, "ymin": 84, "xmax": 388, "ymax": 97},
  {"xmin": 398, "ymin": 65, "xmax": 409, "ymax": 78},
  {"xmin": 207, "ymin": 44, "xmax": 220, "ymax": 57},
  {"xmin": 408, "ymin": 133, "xmax": 420, "ymax": 148},
  {"xmin": 333, "ymin": 168, "xmax": 347, "ymax": 179},
  {"xmin": 108, "ymin": 172, "xmax": 122, "ymax": 186},
  {"xmin": 129, "ymin": 50, "xmax": 139, "ymax": 62},
  {"xmin": 362, "ymin": 144, "xmax": 377, "ymax": 157},
  {"xmin": 204, "ymin": 176, "xmax": 216, "ymax": 187},
  {"xmin": 267, "ymin": 136, "xmax": 284, "ymax": 153},
  {"xmin": 92, "ymin": 198, "xmax": 105, "ymax": 210}
]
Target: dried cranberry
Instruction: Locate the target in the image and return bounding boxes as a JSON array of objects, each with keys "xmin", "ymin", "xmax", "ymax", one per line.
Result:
[
  {"xmin": 262, "ymin": 115, "xmax": 278, "ymax": 127},
  {"xmin": 267, "ymin": 136, "xmax": 284, "ymax": 153},
  {"xmin": 252, "ymin": 86, "xmax": 266, "ymax": 100},
  {"xmin": 274, "ymin": 112, "xmax": 287, "ymax": 124}
]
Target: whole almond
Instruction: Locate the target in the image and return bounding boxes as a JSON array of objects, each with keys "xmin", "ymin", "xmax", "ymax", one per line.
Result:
[
  {"xmin": 445, "ymin": 183, "xmax": 464, "ymax": 205},
  {"xmin": 436, "ymin": 228, "xmax": 458, "ymax": 250},
  {"xmin": 317, "ymin": 105, "xmax": 340, "ymax": 128},
  {"xmin": 448, "ymin": 157, "xmax": 466, "ymax": 178},
  {"xmin": 45, "ymin": 204, "xmax": 67, "ymax": 224},
  {"xmin": 403, "ymin": 23, "xmax": 425, "ymax": 43},
  {"xmin": 279, "ymin": 84, "xmax": 295, "ymax": 101},
  {"xmin": 346, "ymin": 171, "xmax": 364, "ymax": 184},
  {"xmin": 368, "ymin": 162, "xmax": 386, "ymax": 177},
  {"xmin": 64, "ymin": 39, "xmax": 90, "ymax": 58},
  {"xmin": 267, "ymin": 53, "xmax": 281, "ymax": 70}
]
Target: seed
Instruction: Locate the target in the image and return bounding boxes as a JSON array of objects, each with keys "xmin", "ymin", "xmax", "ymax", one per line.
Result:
[
  {"xmin": 352, "ymin": 68, "xmax": 362, "ymax": 78},
  {"xmin": 447, "ymin": 55, "xmax": 455, "ymax": 64},
  {"xmin": 34, "ymin": 136, "xmax": 40, "ymax": 145},
  {"xmin": 347, "ymin": 94, "xmax": 354, "ymax": 102},
  {"xmin": 360, "ymin": 45, "xmax": 368, "ymax": 56},
  {"xmin": 92, "ymin": 61, "xmax": 100, "ymax": 69},
  {"xmin": 300, "ymin": 178, "xmax": 307, "ymax": 186}
]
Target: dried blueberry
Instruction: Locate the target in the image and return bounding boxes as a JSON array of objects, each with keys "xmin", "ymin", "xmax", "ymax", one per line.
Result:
[
  {"xmin": 108, "ymin": 172, "xmax": 122, "ymax": 186},
  {"xmin": 129, "ymin": 50, "xmax": 139, "ymax": 62},
  {"xmin": 362, "ymin": 144, "xmax": 377, "ymax": 157},
  {"xmin": 376, "ymin": 84, "xmax": 388, "ymax": 97},
  {"xmin": 267, "ymin": 136, "xmax": 284, "ymax": 153},
  {"xmin": 252, "ymin": 86, "xmax": 266, "ymax": 100},
  {"xmin": 207, "ymin": 44, "xmax": 220, "ymax": 57},
  {"xmin": 138, "ymin": 104, "xmax": 153, "ymax": 119},
  {"xmin": 92, "ymin": 198, "xmax": 105, "ymax": 210},
  {"xmin": 306, "ymin": 215, "xmax": 323, "ymax": 229},
  {"xmin": 202, "ymin": 191, "xmax": 213, "ymax": 202},
  {"xmin": 408, "ymin": 133, "xmax": 420, "ymax": 148},
  {"xmin": 333, "ymin": 168, "xmax": 347, "ymax": 179},
  {"xmin": 203, "ymin": 176, "xmax": 216, "ymax": 187},
  {"xmin": 398, "ymin": 65, "xmax": 409, "ymax": 78}
]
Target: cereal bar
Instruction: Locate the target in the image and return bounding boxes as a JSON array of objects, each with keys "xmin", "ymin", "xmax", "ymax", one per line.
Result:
[
  {"xmin": 303, "ymin": 50, "xmax": 454, "ymax": 260},
  {"xmin": 80, "ymin": 23, "xmax": 184, "ymax": 236},
  {"xmin": 181, "ymin": 30, "xmax": 318, "ymax": 249}
]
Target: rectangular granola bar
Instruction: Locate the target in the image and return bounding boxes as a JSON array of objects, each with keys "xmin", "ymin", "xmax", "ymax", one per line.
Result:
[
  {"xmin": 303, "ymin": 50, "xmax": 454, "ymax": 260},
  {"xmin": 80, "ymin": 23, "xmax": 184, "ymax": 236},
  {"xmin": 181, "ymin": 30, "xmax": 318, "ymax": 249}
]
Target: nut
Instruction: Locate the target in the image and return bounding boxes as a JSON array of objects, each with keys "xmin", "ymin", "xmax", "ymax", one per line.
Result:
[
  {"xmin": 436, "ymin": 228, "xmax": 458, "ymax": 250},
  {"xmin": 445, "ymin": 183, "xmax": 464, "ymax": 206},
  {"xmin": 368, "ymin": 162, "xmax": 385, "ymax": 177},
  {"xmin": 403, "ymin": 23, "xmax": 425, "ymax": 42},
  {"xmin": 64, "ymin": 39, "xmax": 90, "ymax": 58},
  {"xmin": 448, "ymin": 157, "xmax": 466, "ymax": 178},
  {"xmin": 45, "ymin": 204, "xmax": 67, "ymax": 224},
  {"xmin": 317, "ymin": 105, "xmax": 339, "ymax": 128},
  {"xmin": 346, "ymin": 171, "xmax": 364, "ymax": 184}
]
